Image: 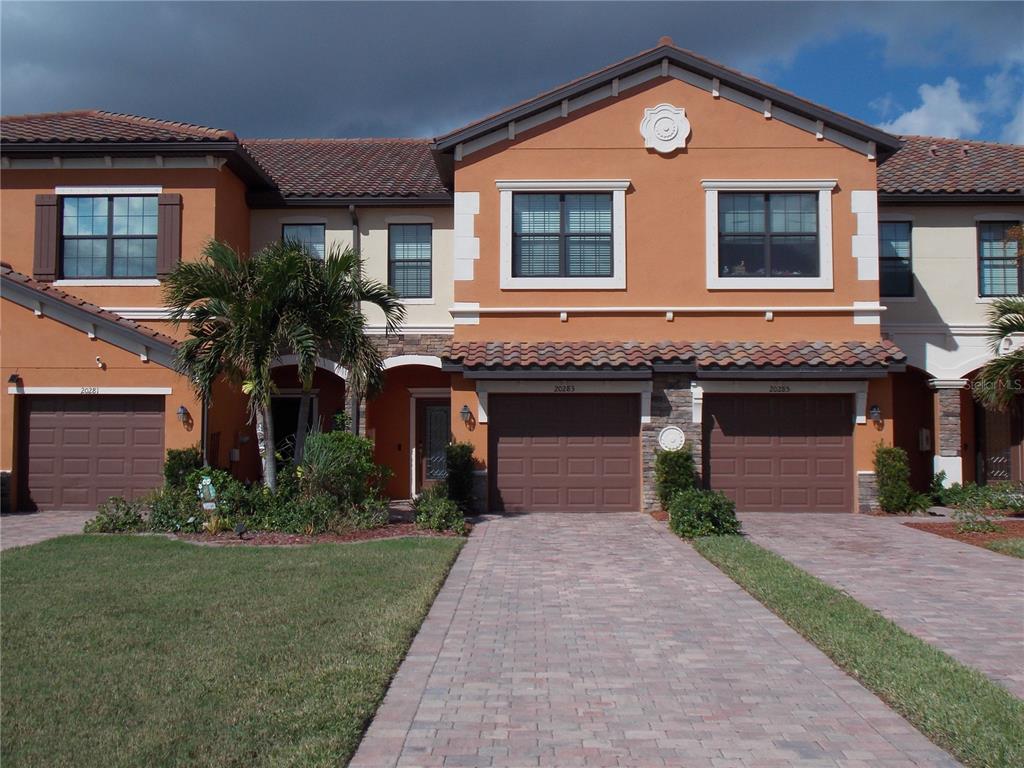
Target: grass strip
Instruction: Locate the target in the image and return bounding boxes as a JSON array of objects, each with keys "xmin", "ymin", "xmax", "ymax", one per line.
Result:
[
  {"xmin": 983, "ymin": 538, "xmax": 1024, "ymax": 559},
  {"xmin": 1, "ymin": 534, "xmax": 464, "ymax": 768},
  {"xmin": 693, "ymin": 534, "xmax": 1024, "ymax": 768}
]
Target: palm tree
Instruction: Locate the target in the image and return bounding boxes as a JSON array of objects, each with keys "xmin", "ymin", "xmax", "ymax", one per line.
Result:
[
  {"xmin": 290, "ymin": 245, "xmax": 406, "ymax": 462},
  {"xmin": 164, "ymin": 240, "xmax": 319, "ymax": 490}
]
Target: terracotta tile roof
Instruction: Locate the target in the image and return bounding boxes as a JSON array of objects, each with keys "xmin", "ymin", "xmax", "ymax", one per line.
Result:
[
  {"xmin": 0, "ymin": 109, "xmax": 236, "ymax": 144},
  {"xmin": 0, "ymin": 262, "xmax": 178, "ymax": 348},
  {"xmin": 241, "ymin": 139, "xmax": 450, "ymax": 200},
  {"xmin": 878, "ymin": 135, "xmax": 1024, "ymax": 195},
  {"xmin": 445, "ymin": 340, "xmax": 905, "ymax": 372}
]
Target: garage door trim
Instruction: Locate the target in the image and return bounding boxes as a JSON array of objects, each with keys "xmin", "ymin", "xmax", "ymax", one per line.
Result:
[{"xmin": 691, "ymin": 380, "xmax": 868, "ymax": 425}]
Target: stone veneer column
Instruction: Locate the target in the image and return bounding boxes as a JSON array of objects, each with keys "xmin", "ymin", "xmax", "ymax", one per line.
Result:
[
  {"xmin": 930, "ymin": 379, "xmax": 968, "ymax": 485},
  {"xmin": 641, "ymin": 374, "xmax": 702, "ymax": 512}
]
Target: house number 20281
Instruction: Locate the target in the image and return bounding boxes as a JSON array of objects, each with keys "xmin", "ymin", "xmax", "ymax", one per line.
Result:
[
  {"xmin": 769, "ymin": 385, "xmax": 791, "ymax": 393},
  {"xmin": 554, "ymin": 384, "xmax": 576, "ymax": 393}
]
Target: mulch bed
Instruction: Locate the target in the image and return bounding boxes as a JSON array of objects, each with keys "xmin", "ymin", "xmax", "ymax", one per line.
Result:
[
  {"xmin": 650, "ymin": 511, "xmax": 669, "ymax": 522},
  {"xmin": 904, "ymin": 519, "xmax": 1024, "ymax": 549},
  {"xmin": 174, "ymin": 522, "xmax": 467, "ymax": 547}
]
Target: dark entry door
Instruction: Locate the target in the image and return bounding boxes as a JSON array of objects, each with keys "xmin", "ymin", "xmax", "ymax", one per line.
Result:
[{"xmin": 420, "ymin": 403, "xmax": 450, "ymax": 490}]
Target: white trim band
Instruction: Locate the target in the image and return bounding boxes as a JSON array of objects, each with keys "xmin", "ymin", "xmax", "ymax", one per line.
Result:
[
  {"xmin": 55, "ymin": 279, "xmax": 160, "ymax": 287},
  {"xmin": 690, "ymin": 379, "xmax": 870, "ymax": 425},
  {"xmin": 474, "ymin": 379, "xmax": 652, "ymax": 425},
  {"xmin": 7, "ymin": 386, "xmax": 173, "ymax": 395}
]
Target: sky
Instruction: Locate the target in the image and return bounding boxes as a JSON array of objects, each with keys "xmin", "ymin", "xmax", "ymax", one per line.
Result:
[{"xmin": 2, "ymin": 1, "xmax": 1022, "ymax": 144}]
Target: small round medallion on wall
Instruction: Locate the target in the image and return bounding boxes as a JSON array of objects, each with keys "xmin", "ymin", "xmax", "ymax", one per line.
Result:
[
  {"xmin": 640, "ymin": 103, "xmax": 691, "ymax": 154},
  {"xmin": 658, "ymin": 425, "xmax": 686, "ymax": 452}
]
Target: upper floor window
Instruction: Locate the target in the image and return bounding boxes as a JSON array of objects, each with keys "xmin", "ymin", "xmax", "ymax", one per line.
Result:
[
  {"xmin": 978, "ymin": 221, "xmax": 1021, "ymax": 297},
  {"xmin": 879, "ymin": 221, "xmax": 913, "ymax": 297},
  {"xmin": 512, "ymin": 193, "xmax": 613, "ymax": 278},
  {"xmin": 61, "ymin": 195, "xmax": 157, "ymax": 278},
  {"xmin": 282, "ymin": 223, "xmax": 326, "ymax": 259},
  {"xmin": 389, "ymin": 223, "xmax": 432, "ymax": 299},
  {"xmin": 718, "ymin": 192, "xmax": 819, "ymax": 279}
]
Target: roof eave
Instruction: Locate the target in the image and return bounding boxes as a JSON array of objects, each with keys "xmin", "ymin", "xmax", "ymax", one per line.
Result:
[
  {"xmin": 433, "ymin": 45, "xmax": 902, "ymax": 155},
  {"xmin": 247, "ymin": 191, "xmax": 453, "ymax": 208},
  {"xmin": 878, "ymin": 191, "xmax": 1024, "ymax": 204}
]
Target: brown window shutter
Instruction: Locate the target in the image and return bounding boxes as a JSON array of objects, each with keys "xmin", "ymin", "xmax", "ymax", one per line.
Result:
[
  {"xmin": 33, "ymin": 194, "xmax": 59, "ymax": 282},
  {"xmin": 156, "ymin": 193, "xmax": 182, "ymax": 276}
]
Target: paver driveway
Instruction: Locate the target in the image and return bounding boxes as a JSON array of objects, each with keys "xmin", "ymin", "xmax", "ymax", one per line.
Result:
[
  {"xmin": 741, "ymin": 513, "xmax": 1024, "ymax": 699},
  {"xmin": 0, "ymin": 511, "xmax": 93, "ymax": 550},
  {"xmin": 353, "ymin": 514, "xmax": 957, "ymax": 768}
]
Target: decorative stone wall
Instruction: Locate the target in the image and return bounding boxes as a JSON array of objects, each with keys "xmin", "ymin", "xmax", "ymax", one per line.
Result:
[
  {"xmin": 857, "ymin": 471, "xmax": 879, "ymax": 513},
  {"xmin": 370, "ymin": 333, "xmax": 451, "ymax": 359},
  {"xmin": 641, "ymin": 374, "xmax": 703, "ymax": 512},
  {"xmin": 936, "ymin": 388, "xmax": 963, "ymax": 458}
]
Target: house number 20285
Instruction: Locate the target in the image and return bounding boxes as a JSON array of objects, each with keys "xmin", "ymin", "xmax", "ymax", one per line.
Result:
[
  {"xmin": 554, "ymin": 384, "xmax": 576, "ymax": 393},
  {"xmin": 769, "ymin": 385, "xmax": 791, "ymax": 393}
]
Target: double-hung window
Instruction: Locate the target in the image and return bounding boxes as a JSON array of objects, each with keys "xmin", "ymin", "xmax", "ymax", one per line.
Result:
[
  {"xmin": 282, "ymin": 223, "xmax": 326, "ymax": 259},
  {"xmin": 61, "ymin": 195, "xmax": 158, "ymax": 278},
  {"xmin": 717, "ymin": 192, "xmax": 819, "ymax": 278},
  {"xmin": 389, "ymin": 223, "xmax": 432, "ymax": 299},
  {"xmin": 978, "ymin": 221, "xmax": 1021, "ymax": 297},
  {"xmin": 879, "ymin": 221, "xmax": 913, "ymax": 297},
  {"xmin": 512, "ymin": 193, "xmax": 613, "ymax": 278}
]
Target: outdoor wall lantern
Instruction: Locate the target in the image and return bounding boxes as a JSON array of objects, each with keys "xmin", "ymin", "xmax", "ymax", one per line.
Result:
[
  {"xmin": 176, "ymin": 405, "xmax": 190, "ymax": 424},
  {"xmin": 869, "ymin": 404, "xmax": 882, "ymax": 425},
  {"xmin": 7, "ymin": 373, "xmax": 20, "ymax": 384},
  {"xmin": 459, "ymin": 404, "xmax": 472, "ymax": 424}
]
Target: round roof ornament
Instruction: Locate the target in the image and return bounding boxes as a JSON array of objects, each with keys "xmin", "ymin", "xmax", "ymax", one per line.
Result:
[
  {"xmin": 658, "ymin": 425, "xmax": 686, "ymax": 452},
  {"xmin": 640, "ymin": 103, "xmax": 691, "ymax": 154}
]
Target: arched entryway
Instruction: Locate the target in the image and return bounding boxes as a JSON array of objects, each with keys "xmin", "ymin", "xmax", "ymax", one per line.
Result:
[{"xmin": 365, "ymin": 357, "xmax": 452, "ymax": 499}]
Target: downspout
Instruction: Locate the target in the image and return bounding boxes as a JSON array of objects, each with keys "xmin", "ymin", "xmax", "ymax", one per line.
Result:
[
  {"xmin": 348, "ymin": 204, "xmax": 362, "ymax": 435},
  {"xmin": 201, "ymin": 396, "xmax": 210, "ymax": 466}
]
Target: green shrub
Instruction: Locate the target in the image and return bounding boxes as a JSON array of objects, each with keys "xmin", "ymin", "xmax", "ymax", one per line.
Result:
[
  {"xmin": 300, "ymin": 430, "xmax": 386, "ymax": 507},
  {"xmin": 928, "ymin": 470, "xmax": 948, "ymax": 505},
  {"xmin": 414, "ymin": 485, "xmax": 466, "ymax": 535},
  {"xmin": 445, "ymin": 442, "xmax": 476, "ymax": 512},
  {"xmin": 654, "ymin": 447, "xmax": 697, "ymax": 508},
  {"xmin": 349, "ymin": 496, "xmax": 389, "ymax": 530},
  {"xmin": 667, "ymin": 488, "xmax": 740, "ymax": 538},
  {"xmin": 83, "ymin": 497, "xmax": 147, "ymax": 533},
  {"xmin": 934, "ymin": 480, "xmax": 1024, "ymax": 515},
  {"xmin": 874, "ymin": 444, "xmax": 930, "ymax": 514},
  {"xmin": 184, "ymin": 468, "xmax": 249, "ymax": 517},
  {"xmin": 163, "ymin": 446, "xmax": 203, "ymax": 489},
  {"xmin": 146, "ymin": 486, "xmax": 202, "ymax": 532},
  {"xmin": 952, "ymin": 504, "xmax": 1002, "ymax": 534}
]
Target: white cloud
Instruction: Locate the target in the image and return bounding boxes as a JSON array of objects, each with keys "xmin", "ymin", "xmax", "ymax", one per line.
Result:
[
  {"xmin": 879, "ymin": 78, "xmax": 982, "ymax": 137},
  {"xmin": 1002, "ymin": 100, "xmax": 1024, "ymax": 144}
]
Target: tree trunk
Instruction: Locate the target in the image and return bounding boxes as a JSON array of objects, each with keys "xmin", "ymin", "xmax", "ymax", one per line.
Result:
[
  {"xmin": 349, "ymin": 389, "xmax": 361, "ymax": 435},
  {"xmin": 293, "ymin": 390, "xmax": 312, "ymax": 463},
  {"xmin": 255, "ymin": 405, "xmax": 278, "ymax": 490}
]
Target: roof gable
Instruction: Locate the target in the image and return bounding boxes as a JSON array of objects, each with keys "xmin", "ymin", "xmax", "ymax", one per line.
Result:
[
  {"xmin": 435, "ymin": 39, "xmax": 901, "ymax": 161},
  {"xmin": 0, "ymin": 109, "xmax": 236, "ymax": 144}
]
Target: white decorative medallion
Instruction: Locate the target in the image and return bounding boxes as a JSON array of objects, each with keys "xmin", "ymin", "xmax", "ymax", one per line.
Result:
[
  {"xmin": 640, "ymin": 103, "xmax": 691, "ymax": 154},
  {"xmin": 657, "ymin": 425, "xmax": 686, "ymax": 452}
]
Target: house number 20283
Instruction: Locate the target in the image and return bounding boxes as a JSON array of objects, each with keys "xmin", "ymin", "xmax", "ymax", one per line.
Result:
[
  {"xmin": 80, "ymin": 387, "xmax": 99, "ymax": 395},
  {"xmin": 769, "ymin": 385, "xmax": 791, "ymax": 393},
  {"xmin": 554, "ymin": 384, "xmax": 576, "ymax": 393}
]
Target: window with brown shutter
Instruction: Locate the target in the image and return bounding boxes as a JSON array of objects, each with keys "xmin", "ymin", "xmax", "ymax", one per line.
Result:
[
  {"xmin": 156, "ymin": 193, "xmax": 182, "ymax": 276},
  {"xmin": 33, "ymin": 194, "xmax": 59, "ymax": 282}
]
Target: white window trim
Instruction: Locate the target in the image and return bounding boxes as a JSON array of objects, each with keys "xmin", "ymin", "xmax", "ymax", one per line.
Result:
[
  {"xmin": 497, "ymin": 179, "xmax": 629, "ymax": 290},
  {"xmin": 689, "ymin": 380, "xmax": 868, "ymax": 424},
  {"xmin": 702, "ymin": 179, "xmax": 836, "ymax": 290},
  {"xmin": 55, "ymin": 186, "xmax": 163, "ymax": 195},
  {"xmin": 974, "ymin": 213, "xmax": 1024, "ymax": 222},
  {"xmin": 54, "ymin": 279, "xmax": 160, "ymax": 287}
]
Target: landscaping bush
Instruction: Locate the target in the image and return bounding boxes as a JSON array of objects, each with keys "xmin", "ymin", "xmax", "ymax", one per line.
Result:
[
  {"xmin": 667, "ymin": 487, "xmax": 740, "ymax": 538},
  {"xmin": 163, "ymin": 446, "xmax": 203, "ymax": 489},
  {"xmin": 445, "ymin": 442, "xmax": 476, "ymax": 512},
  {"xmin": 933, "ymin": 480, "xmax": 1024, "ymax": 517},
  {"xmin": 146, "ymin": 486, "xmax": 203, "ymax": 533},
  {"xmin": 414, "ymin": 485, "xmax": 466, "ymax": 535},
  {"xmin": 874, "ymin": 444, "xmax": 930, "ymax": 514},
  {"xmin": 928, "ymin": 470, "xmax": 949, "ymax": 505},
  {"xmin": 348, "ymin": 496, "xmax": 389, "ymax": 530},
  {"xmin": 184, "ymin": 468, "xmax": 249, "ymax": 517},
  {"xmin": 300, "ymin": 430, "xmax": 386, "ymax": 507},
  {"xmin": 654, "ymin": 447, "xmax": 697, "ymax": 508},
  {"xmin": 83, "ymin": 497, "xmax": 147, "ymax": 533}
]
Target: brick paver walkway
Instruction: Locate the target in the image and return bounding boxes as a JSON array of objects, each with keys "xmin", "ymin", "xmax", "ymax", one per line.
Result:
[
  {"xmin": 0, "ymin": 511, "xmax": 92, "ymax": 550},
  {"xmin": 741, "ymin": 513, "xmax": 1024, "ymax": 699},
  {"xmin": 352, "ymin": 514, "xmax": 957, "ymax": 768}
]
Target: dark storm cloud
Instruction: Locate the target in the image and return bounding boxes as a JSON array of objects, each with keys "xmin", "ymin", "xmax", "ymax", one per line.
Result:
[{"xmin": 1, "ymin": 2, "xmax": 1021, "ymax": 139}]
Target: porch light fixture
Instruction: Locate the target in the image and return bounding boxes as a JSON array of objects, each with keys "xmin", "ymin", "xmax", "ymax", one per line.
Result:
[
  {"xmin": 7, "ymin": 373, "xmax": 19, "ymax": 384},
  {"xmin": 176, "ymin": 405, "xmax": 189, "ymax": 424},
  {"xmin": 869, "ymin": 404, "xmax": 882, "ymax": 424},
  {"xmin": 459, "ymin": 404, "xmax": 472, "ymax": 424}
]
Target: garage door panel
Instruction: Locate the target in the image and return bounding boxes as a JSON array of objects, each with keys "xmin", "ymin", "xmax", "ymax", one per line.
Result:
[
  {"xmin": 706, "ymin": 395, "xmax": 853, "ymax": 513},
  {"xmin": 489, "ymin": 394, "xmax": 640, "ymax": 512},
  {"xmin": 19, "ymin": 396, "xmax": 165, "ymax": 512}
]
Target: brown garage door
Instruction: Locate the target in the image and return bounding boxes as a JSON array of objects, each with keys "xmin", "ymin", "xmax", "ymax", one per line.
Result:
[
  {"xmin": 19, "ymin": 396, "xmax": 165, "ymax": 511},
  {"xmin": 705, "ymin": 394, "xmax": 853, "ymax": 512},
  {"xmin": 489, "ymin": 394, "xmax": 640, "ymax": 512}
]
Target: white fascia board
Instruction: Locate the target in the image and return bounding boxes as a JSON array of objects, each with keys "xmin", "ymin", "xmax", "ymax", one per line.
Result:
[{"xmin": 54, "ymin": 186, "xmax": 163, "ymax": 195}]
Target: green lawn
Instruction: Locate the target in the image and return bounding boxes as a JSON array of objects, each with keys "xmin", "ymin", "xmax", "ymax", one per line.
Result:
[
  {"xmin": 693, "ymin": 535, "xmax": 1024, "ymax": 768},
  {"xmin": 984, "ymin": 538, "xmax": 1024, "ymax": 559},
  {"xmin": 1, "ymin": 534, "xmax": 463, "ymax": 768}
]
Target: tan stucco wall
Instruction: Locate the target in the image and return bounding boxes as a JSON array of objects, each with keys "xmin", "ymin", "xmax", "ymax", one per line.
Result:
[
  {"xmin": 249, "ymin": 206, "xmax": 455, "ymax": 331},
  {"xmin": 453, "ymin": 76, "xmax": 881, "ymax": 343}
]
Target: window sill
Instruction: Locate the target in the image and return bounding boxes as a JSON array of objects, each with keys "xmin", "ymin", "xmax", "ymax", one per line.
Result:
[
  {"xmin": 400, "ymin": 297, "xmax": 435, "ymax": 305},
  {"xmin": 54, "ymin": 279, "xmax": 160, "ymax": 287},
  {"xmin": 976, "ymin": 296, "xmax": 1022, "ymax": 303},
  {"xmin": 881, "ymin": 296, "xmax": 916, "ymax": 302},
  {"xmin": 500, "ymin": 275, "xmax": 626, "ymax": 290},
  {"xmin": 706, "ymin": 275, "xmax": 833, "ymax": 290}
]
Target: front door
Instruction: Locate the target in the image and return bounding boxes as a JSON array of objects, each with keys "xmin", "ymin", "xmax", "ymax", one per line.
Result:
[{"xmin": 418, "ymin": 402, "xmax": 450, "ymax": 491}]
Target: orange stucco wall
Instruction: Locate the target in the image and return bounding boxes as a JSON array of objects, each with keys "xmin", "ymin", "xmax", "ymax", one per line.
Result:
[
  {"xmin": 453, "ymin": 76, "xmax": 880, "ymax": 343},
  {"xmin": 366, "ymin": 365, "xmax": 452, "ymax": 499},
  {"xmin": 0, "ymin": 300, "xmax": 201, "ymax": 508}
]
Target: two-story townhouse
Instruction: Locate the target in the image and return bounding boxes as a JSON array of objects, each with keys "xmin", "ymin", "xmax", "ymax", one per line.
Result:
[
  {"xmin": 877, "ymin": 137, "xmax": 1024, "ymax": 490},
  {"xmin": 436, "ymin": 39, "xmax": 905, "ymax": 514}
]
